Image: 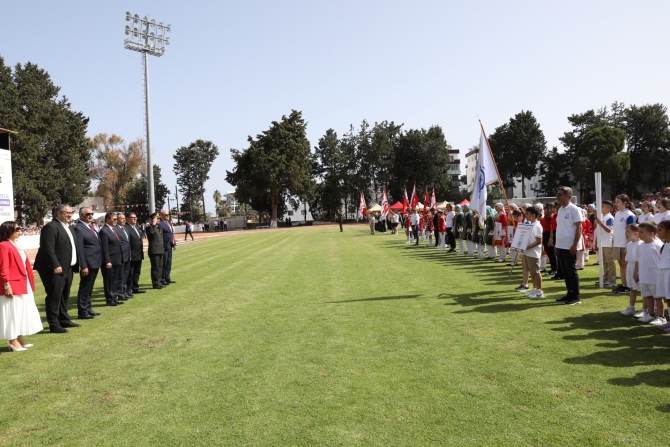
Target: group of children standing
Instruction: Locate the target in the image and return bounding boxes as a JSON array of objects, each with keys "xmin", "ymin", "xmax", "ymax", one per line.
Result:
[{"xmin": 393, "ymin": 192, "xmax": 670, "ymax": 318}]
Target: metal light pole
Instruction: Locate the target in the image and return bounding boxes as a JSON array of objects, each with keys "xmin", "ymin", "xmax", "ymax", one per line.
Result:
[{"xmin": 124, "ymin": 12, "xmax": 171, "ymax": 215}]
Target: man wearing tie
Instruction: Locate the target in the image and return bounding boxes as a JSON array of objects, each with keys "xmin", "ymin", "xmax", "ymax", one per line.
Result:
[
  {"xmin": 146, "ymin": 213, "xmax": 165, "ymax": 289},
  {"xmin": 158, "ymin": 210, "xmax": 177, "ymax": 286},
  {"xmin": 100, "ymin": 213, "xmax": 124, "ymax": 306},
  {"xmin": 74, "ymin": 207, "xmax": 102, "ymax": 319},
  {"xmin": 34, "ymin": 204, "xmax": 81, "ymax": 333},
  {"xmin": 116, "ymin": 213, "xmax": 132, "ymax": 300},
  {"xmin": 125, "ymin": 212, "xmax": 146, "ymax": 295}
]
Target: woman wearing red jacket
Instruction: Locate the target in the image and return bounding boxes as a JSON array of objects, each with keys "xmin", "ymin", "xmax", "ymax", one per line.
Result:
[{"xmin": 0, "ymin": 221, "xmax": 43, "ymax": 352}]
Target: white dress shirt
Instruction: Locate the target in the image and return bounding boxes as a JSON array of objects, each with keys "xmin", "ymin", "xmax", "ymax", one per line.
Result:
[{"xmin": 60, "ymin": 220, "xmax": 77, "ymax": 266}]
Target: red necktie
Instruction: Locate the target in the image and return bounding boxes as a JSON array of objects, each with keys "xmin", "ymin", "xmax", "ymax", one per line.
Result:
[
  {"xmin": 90, "ymin": 224, "xmax": 98, "ymax": 239},
  {"xmin": 112, "ymin": 227, "xmax": 120, "ymax": 241}
]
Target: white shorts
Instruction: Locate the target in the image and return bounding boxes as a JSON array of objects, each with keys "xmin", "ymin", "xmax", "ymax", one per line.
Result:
[
  {"xmin": 626, "ymin": 264, "xmax": 638, "ymax": 291},
  {"xmin": 656, "ymin": 268, "xmax": 670, "ymax": 299},
  {"xmin": 640, "ymin": 283, "xmax": 658, "ymax": 298}
]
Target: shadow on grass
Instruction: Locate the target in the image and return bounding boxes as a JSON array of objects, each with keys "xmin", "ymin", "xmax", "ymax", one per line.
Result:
[{"xmin": 325, "ymin": 294, "xmax": 423, "ymax": 303}]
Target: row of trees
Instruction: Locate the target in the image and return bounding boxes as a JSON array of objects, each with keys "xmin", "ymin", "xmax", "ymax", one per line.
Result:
[
  {"xmin": 487, "ymin": 103, "xmax": 670, "ymax": 203},
  {"xmin": 0, "ymin": 56, "xmax": 91, "ymax": 222},
  {"xmin": 226, "ymin": 110, "xmax": 463, "ymax": 224}
]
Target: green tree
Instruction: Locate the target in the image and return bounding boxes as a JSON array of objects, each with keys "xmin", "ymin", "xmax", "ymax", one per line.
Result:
[
  {"xmin": 534, "ymin": 146, "xmax": 574, "ymax": 197},
  {"xmin": 623, "ymin": 104, "xmax": 670, "ymax": 193},
  {"xmin": 572, "ymin": 126, "xmax": 629, "ymax": 202},
  {"xmin": 488, "ymin": 111, "xmax": 547, "ymax": 198},
  {"xmin": 311, "ymin": 128, "xmax": 344, "ymax": 220},
  {"xmin": 123, "ymin": 164, "xmax": 170, "ymax": 221},
  {"xmin": 10, "ymin": 61, "xmax": 91, "ymax": 222},
  {"xmin": 88, "ymin": 133, "xmax": 145, "ymax": 206},
  {"xmin": 226, "ymin": 110, "xmax": 313, "ymax": 227},
  {"xmin": 173, "ymin": 139, "xmax": 219, "ymax": 223}
]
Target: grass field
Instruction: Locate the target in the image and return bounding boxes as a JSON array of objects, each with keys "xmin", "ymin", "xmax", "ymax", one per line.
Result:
[{"xmin": 1, "ymin": 225, "xmax": 669, "ymax": 446}]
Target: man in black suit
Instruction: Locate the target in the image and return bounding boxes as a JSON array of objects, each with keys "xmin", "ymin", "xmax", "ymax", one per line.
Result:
[
  {"xmin": 158, "ymin": 210, "xmax": 176, "ymax": 285},
  {"xmin": 125, "ymin": 212, "xmax": 146, "ymax": 295},
  {"xmin": 115, "ymin": 213, "xmax": 132, "ymax": 300},
  {"xmin": 100, "ymin": 212, "xmax": 124, "ymax": 306},
  {"xmin": 34, "ymin": 204, "xmax": 81, "ymax": 333},
  {"xmin": 146, "ymin": 213, "xmax": 165, "ymax": 289},
  {"xmin": 431, "ymin": 208, "xmax": 440, "ymax": 248},
  {"xmin": 73, "ymin": 207, "xmax": 102, "ymax": 320}
]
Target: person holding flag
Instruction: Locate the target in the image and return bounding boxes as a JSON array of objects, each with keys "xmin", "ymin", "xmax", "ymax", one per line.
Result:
[{"xmin": 430, "ymin": 188, "xmax": 437, "ymax": 211}]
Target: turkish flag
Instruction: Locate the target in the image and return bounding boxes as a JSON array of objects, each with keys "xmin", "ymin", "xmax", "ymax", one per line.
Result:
[
  {"xmin": 403, "ymin": 189, "xmax": 409, "ymax": 214},
  {"xmin": 358, "ymin": 192, "xmax": 367, "ymax": 220},
  {"xmin": 424, "ymin": 189, "xmax": 429, "ymax": 211},
  {"xmin": 410, "ymin": 185, "xmax": 419, "ymax": 210}
]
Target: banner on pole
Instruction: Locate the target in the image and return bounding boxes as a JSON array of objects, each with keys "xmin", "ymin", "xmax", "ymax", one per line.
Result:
[{"xmin": 0, "ymin": 149, "xmax": 14, "ymax": 219}]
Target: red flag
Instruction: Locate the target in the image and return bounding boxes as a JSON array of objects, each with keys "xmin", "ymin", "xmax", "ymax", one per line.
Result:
[
  {"xmin": 403, "ymin": 188, "xmax": 409, "ymax": 214},
  {"xmin": 424, "ymin": 189, "xmax": 429, "ymax": 211},
  {"xmin": 430, "ymin": 188, "xmax": 436, "ymax": 210},
  {"xmin": 410, "ymin": 184, "xmax": 419, "ymax": 210},
  {"xmin": 358, "ymin": 192, "xmax": 367, "ymax": 220},
  {"xmin": 381, "ymin": 189, "xmax": 389, "ymax": 218}
]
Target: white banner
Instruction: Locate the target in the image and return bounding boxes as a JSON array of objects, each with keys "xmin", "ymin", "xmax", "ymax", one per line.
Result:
[
  {"xmin": 510, "ymin": 224, "xmax": 533, "ymax": 251},
  {"xmin": 0, "ymin": 149, "xmax": 14, "ymax": 219}
]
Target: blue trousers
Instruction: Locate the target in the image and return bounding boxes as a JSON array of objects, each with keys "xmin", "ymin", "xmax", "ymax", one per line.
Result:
[{"xmin": 163, "ymin": 247, "xmax": 173, "ymax": 282}]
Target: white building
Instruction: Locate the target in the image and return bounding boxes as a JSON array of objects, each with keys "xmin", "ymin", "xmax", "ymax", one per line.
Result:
[
  {"xmin": 464, "ymin": 148, "xmax": 478, "ymax": 193},
  {"xmin": 224, "ymin": 191, "xmax": 238, "ymax": 214},
  {"xmin": 284, "ymin": 197, "xmax": 314, "ymax": 223}
]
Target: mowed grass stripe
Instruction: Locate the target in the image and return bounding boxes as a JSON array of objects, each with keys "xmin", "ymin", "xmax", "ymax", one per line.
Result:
[{"xmin": 0, "ymin": 225, "xmax": 669, "ymax": 446}]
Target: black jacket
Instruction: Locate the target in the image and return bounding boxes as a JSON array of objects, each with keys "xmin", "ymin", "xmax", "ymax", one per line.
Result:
[
  {"xmin": 34, "ymin": 220, "xmax": 79, "ymax": 273},
  {"xmin": 158, "ymin": 220, "xmax": 176, "ymax": 250},
  {"xmin": 146, "ymin": 224, "xmax": 165, "ymax": 255},
  {"xmin": 100, "ymin": 225, "xmax": 123, "ymax": 266},
  {"xmin": 74, "ymin": 221, "xmax": 102, "ymax": 270},
  {"xmin": 116, "ymin": 225, "xmax": 131, "ymax": 263},
  {"xmin": 125, "ymin": 223, "xmax": 144, "ymax": 260}
]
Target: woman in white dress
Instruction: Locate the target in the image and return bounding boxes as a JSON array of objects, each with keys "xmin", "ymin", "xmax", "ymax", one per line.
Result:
[{"xmin": 0, "ymin": 221, "xmax": 43, "ymax": 352}]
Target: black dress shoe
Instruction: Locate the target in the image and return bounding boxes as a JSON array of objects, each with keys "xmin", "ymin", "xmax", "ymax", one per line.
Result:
[
  {"xmin": 117, "ymin": 296, "xmax": 128, "ymax": 301},
  {"xmin": 78, "ymin": 314, "xmax": 94, "ymax": 320},
  {"xmin": 116, "ymin": 300, "xmax": 125, "ymax": 305},
  {"xmin": 89, "ymin": 311, "xmax": 101, "ymax": 316},
  {"xmin": 153, "ymin": 285, "xmax": 163, "ymax": 289},
  {"xmin": 168, "ymin": 280, "xmax": 176, "ymax": 284},
  {"xmin": 125, "ymin": 294, "xmax": 134, "ymax": 299},
  {"xmin": 49, "ymin": 325, "xmax": 68, "ymax": 333},
  {"xmin": 133, "ymin": 289, "xmax": 147, "ymax": 294},
  {"xmin": 106, "ymin": 301, "xmax": 118, "ymax": 306},
  {"xmin": 60, "ymin": 321, "xmax": 81, "ymax": 328}
]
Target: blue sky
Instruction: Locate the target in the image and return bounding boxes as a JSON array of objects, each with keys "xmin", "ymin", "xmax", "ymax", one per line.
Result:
[{"xmin": 2, "ymin": 1, "xmax": 669, "ymax": 211}]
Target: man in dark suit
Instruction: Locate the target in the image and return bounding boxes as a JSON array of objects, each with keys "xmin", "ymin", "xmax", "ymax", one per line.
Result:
[
  {"xmin": 116, "ymin": 213, "xmax": 132, "ymax": 300},
  {"xmin": 99, "ymin": 212, "xmax": 124, "ymax": 306},
  {"xmin": 431, "ymin": 208, "xmax": 440, "ymax": 248},
  {"xmin": 125, "ymin": 212, "xmax": 145, "ymax": 295},
  {"xmin": 34, "ymin": 204, "xmax": 81, "ymax": 333},
  {"xmin": 146, "ymin": 213, "xmax": 164, "ymax": 289},
  {"xmin": 73, "ymin": 207, "xmax": 102, "ymax": 320},
  {"xmin": 158, "ymin": 210, "xmax": 176, "ymax": 285}
]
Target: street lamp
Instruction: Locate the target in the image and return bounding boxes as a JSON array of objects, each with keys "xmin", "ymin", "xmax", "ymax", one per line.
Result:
[{"xmin": 124, "ymin": 12, "xmax": 171, "ymax": 215}]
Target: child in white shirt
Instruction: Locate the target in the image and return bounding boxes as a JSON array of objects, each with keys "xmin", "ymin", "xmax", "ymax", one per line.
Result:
[
  {"xmin": 634, "ymin": 222, "xmax": 665, "ymax": 325},
  {"xmin": 621, "ymin": 224, "xmax": 642, "ymax": 316},
  {"xmin": 655, "ymin": 221, "xmax": 670, "ymax": 332}
]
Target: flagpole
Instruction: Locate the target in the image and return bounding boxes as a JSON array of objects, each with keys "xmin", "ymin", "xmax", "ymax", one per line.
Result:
[{"xmin": 478, "ymin": 120, "xmax": 510, "ymax": 209}]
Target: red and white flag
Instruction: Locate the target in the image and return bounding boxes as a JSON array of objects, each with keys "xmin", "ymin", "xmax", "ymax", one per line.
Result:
[
  {"xmin": 430, "ymin": 188, "xmax": 436, "ymax": 210},
  {"xmin": 409, "ymin": 184, "xmax": 419, "ymax": 210},
  {"xmin": 358, "ymin": 192, "xmax": 367, "ymax": 220},
  {"xmin": 381, "ymin": 189, "xmax": 389, "ymax": 218},
  {"xmin": 403, "ymin": 188, "xmax": 409, "ymax": 214},
  {"xmin": 424, "ymin": 189, "xmax": 429, "ymax": 211}
]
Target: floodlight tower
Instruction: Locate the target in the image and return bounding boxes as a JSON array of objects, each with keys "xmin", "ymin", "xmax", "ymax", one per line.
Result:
[{"xmin": 124, "ymin": 12, "xmax": 171, "ymax": 215}]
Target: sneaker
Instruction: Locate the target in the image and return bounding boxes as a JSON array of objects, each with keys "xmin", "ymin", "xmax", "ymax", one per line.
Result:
[
  {"xmin": 550, "ymin": 275, "xmax": 563, "ymax": 281},
  {"xmin": 539, "ymin": 269, "xmax": 546, "ymax": 273},
  {"xmin": 555, "ymin": 295, "xmax": 571, "ymax": 302},
  {"xmin": 656, "ymin": 322, "xmax": 670, "ymax": 330},
  {"xmin": 496, "ymin": 259, "xmax": 505, "ymax": 263},
  {"xmin": 564, "ymin": 298, "xmax": 582, "ymax": 305},
  {"xmin": 633, "ymin": 309, "xmax": 648, "ymax": 318},
  {"xmin": 527, "ymin": 290, "xmax": 545, "ymax": 299},
  {"xmin": 524, "ymin": 289, "xmax": 537, "ymax": 298},
  {"xmin": 508, "ymin": 262, "xmax": 516, "ymax": 266},
  {"xmin": 514, "ymin": 284, "xmax": 529, "ymax": 292},
  {"xmin": 638, "ymin": 314, "xmax": 655, "ymax": 323},
  {"xmin": 620, "ymin": 306, "xmax": 636, "ymax": 316},
  {"xmin": 650, "ymin": 316, "xmax": 667, "ymax": 326},
  {"xmin": 544, "ymin": 271, "xmax": 555, "ymax": 276}
]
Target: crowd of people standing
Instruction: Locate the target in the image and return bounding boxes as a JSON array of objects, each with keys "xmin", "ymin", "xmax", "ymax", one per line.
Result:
[
  {"xmin": 0, "ymin": 205, "xmax": 179, "ymax": 351},
  {"xmin": 389, "ymin": 186, "xmax": 670, "ymax": 313}
]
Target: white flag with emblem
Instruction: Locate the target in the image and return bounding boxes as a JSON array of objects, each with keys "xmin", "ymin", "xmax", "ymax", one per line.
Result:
[{"xmin": 471, "ymin": 130, "xmax": 500, "ymax": 226}]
